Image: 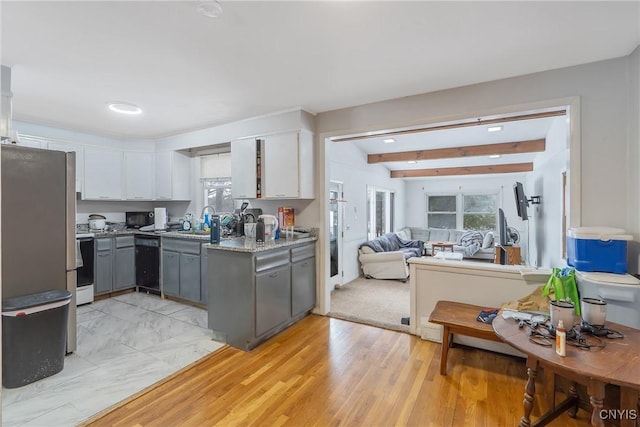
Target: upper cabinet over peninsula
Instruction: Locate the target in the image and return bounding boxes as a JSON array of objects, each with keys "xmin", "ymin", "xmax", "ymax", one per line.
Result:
[{"xmin": 231, "ymin": 130, "xmax": 314, "ymax": 200}]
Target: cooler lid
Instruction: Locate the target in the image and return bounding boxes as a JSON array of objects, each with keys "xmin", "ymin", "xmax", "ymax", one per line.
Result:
[
  {"xmin": 576, "ymin": 271, "xmax": 640, "ymax": 286},
  {"xmin": 567, "ymin": 227, "xmax": 632, "ymax": 241}
]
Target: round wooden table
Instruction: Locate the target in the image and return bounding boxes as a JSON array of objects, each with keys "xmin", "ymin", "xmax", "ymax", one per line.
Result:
[
  {"xmin": 429, "ymin": 241, "xmax": 455, "ymax": 256},
  {"xmin": 493, "ymin": 315, "xmax": 640, "ymax": 427}
]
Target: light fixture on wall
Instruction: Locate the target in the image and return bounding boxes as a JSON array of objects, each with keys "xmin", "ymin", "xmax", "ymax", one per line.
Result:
[{"xmin": 197, "ymin": 0, "xmax": 223, "ymax": 18}]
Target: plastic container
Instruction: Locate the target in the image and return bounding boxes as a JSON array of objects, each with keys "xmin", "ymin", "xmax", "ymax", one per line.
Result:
[
  {"xmin": 210, "ymin": 215, "xmax": 220, "ymax": 244},
  {"xmin": 576, "ymin": 271, "xmax": 640, "ymax": 329},
  {"xmin": 2, "ymin": 290, "xmax": 72, "ymax": 388},
  {"xmin": 567, "ymin": 227, "xmax": 632, "ymax": 274}
]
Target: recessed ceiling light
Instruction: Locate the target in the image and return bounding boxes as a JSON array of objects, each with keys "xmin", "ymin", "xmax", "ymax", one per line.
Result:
[
  {"xmin": 383, "ymin": 138, "xmax": 396, "ymax": 144},
  {"xmin": 487, "ymin": 126, "xmax": 503, "ymax": 132},
  {"xmin": 407, "ymin": 160, "xmax": 418, "ymax": 164},
  {"xmin": 489, "ymin": 154, "xmax": 501, "ymax": 159},
  {"xmin": 107, "ymin": 102, "xmax": 143, "ymax": 115}
]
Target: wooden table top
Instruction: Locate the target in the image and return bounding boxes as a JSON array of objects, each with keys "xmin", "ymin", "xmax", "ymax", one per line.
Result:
[
  {"xmin": 429, "ymin": 300, "xmax": 497, "ymax": 334},
  {"xmin": 428, "ymin": 241, "xmax": 456, "ymax": 246},
  {"xmin": 493, "ymin": 315, "xmax": 640, "ymax": 390}
]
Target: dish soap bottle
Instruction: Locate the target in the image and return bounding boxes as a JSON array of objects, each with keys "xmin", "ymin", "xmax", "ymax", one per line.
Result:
[{"xmin": 555, "ymin": 320, "xmax": 566, "ymax": 357}]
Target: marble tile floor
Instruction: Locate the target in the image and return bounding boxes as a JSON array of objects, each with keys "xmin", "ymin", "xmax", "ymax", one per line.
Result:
[{"xmin": 2, "ymin": 292, "xmax": 225, "ymax": 427}]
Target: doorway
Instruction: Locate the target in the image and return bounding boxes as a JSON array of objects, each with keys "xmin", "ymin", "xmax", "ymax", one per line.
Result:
[{"xmin": 329, "ymin": 181, "xmax": 344, "ymax": 289}]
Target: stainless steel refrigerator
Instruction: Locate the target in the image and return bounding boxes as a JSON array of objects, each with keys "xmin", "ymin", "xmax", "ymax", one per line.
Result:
[{"xmin": 1, "ymin": 144, "xmax": 77, "ymax": 352}]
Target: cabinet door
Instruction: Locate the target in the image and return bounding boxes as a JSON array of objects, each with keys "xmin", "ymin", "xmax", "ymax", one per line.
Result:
[
  {"xmin": 84, "ymin": 148, "xmax": 123, "ymax": 200},
  {"xmin": 95, "ymin": 250, "xmax": 113, "ymax": 295},
  {"xmin": 255, "ymin": 264, "xmax": 291, "ymax": 337},
  {"xmin": 231, "ymin": 138, "xmax": 257, "ymax": 199},
  {"xmin": 180, "ymin": 253, "xmax": 201, "ymax": 302},
  {"xmin": 200, "ymin": 248, "xmax": 208, "ymax": 305},
  {"xmin": 154, "ymin": 151, "xmax": 172, "ymax": 200},
  {"xmin": 114, "ymin": 246, "xmax": 136, "ymax": 290},
  {"xmin": 125, "ymin": 151, "xmax": 154, "ymax": 200},
  {"xmin": 47, "ymin": 141, "xmax": 84, "ymax": 194},
  {"xmin": 263, "ymin": 132, "xmax": 299, "ymax": 198},
  {"xmin": 291, "ymin": 256, "xmax": 316, "ymax": 317},
  {"xmin": 162, "ymin": 250, "xmax": 180, "ymax": 296},
  {"xmin": 154, "ymin": 151, "xmax": 191, "ymax": 200}
]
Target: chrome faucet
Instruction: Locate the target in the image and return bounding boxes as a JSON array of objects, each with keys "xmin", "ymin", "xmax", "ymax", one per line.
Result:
[{"xmin": 201, "ymin": 205, "xmax": 216, "ymax": 219}]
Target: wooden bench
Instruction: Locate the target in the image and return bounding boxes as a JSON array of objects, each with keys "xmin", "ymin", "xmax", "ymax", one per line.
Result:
[{"xmin": 428, "ymin": 300, "xmax": 503, "ymax": 375}]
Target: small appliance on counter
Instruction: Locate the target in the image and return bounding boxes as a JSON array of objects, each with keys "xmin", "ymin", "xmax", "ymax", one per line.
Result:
[
  {"xmin": 88, "ymin": 214, "xmax": 106, "ymax": 231},
  {"xmin": 154, "ymin": 207, "xmax": 167, "ymax": 231},
  {"xmin": 126, "ymin": 211, "xmax": 154, "ymax": 229}
]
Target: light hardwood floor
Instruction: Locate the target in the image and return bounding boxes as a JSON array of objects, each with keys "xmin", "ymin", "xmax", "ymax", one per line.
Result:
[{"xmin": 83, "ymin": 315, "xmax": 591, "ymax": 426}]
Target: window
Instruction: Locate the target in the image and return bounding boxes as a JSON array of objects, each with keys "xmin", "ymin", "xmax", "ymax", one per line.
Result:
[
  {"xmin": 367, "ymin": 186, "xmax": 395, "ymax": 240},
  {"xmin": 203, "ymin": 178, "xmax": 234, "ymax": 213},
  {"xmin": 463, "ymin": 194, "xmax": 497, "ymax": 230},
  {"xmin": 426, "ymin": 195, "xmax": 457, "ymax": 229},
  {"xmin": 200, "ymin": 152, "xmax": 234, "ymax": 214},
  {"xmin": 426, "ymin": 193, "xmax": 497, "ymax": 230}
]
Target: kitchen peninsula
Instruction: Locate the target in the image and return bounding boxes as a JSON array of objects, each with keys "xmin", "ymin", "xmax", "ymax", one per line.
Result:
[{"xmin": 205, "ymin": 236, "xmax": 317, "ymax": 351}]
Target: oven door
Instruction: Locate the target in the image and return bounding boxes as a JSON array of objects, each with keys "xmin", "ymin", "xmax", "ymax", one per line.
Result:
[{"xmin": 76, "ymin": 237, "xmax": 95, "ymax": 305}]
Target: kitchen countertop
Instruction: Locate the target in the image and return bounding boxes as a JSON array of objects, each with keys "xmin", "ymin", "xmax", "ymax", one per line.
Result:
[
  {"xmin": 205, "ymin": 236, "xmax": 317, "ymax": 253},
  {"xmin": 86, "ymin": 229, "xmax": 213, "ymax": 241}
]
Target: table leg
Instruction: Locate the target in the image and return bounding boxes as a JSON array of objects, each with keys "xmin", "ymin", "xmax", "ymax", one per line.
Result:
[
  {"xmin": 620, "ymin": 387, "xmax": 639, "ymax": 427},
  {"xmin": 440, "ymin": 326, "xmax": 451, "ymax": 376},
  {"xmin": 568, "ymin": 382, "xmax": 579, "ymax": 418},
  {"xmin": 519, "ymin": 358, "xmax": 539, "ymax": 427},
  {"xmin": 587, "ymin": 379, "xmax": 605, "ymax": 427}
]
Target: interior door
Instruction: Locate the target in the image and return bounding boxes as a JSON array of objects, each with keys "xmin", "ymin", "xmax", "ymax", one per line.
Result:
[{"xmin": 329, "ymin": 182, "xmax": 344, "ymax": 289}]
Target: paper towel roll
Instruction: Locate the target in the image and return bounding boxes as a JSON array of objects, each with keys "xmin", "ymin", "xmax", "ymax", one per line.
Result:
[{"xmin": 154, "ymin": 207, "xmax": 167, "ymax": 230}]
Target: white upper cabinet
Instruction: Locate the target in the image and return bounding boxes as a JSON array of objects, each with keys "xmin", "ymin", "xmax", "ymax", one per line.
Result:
[
  {"xmin": 14, "ymin": 135, "xmax": 46, "ymax": 149},
  {"xmin": 125, "ymin": 151, "xmax": 154, "ymax": 200},
  {"xmin": 83, "ymin": 148, "xmax": 124, "ymax": 200},
  {"xmin": 155, "ymin": 151, "xmax": 191, "ymax": 201},
  {"xmin": 231, "ymin": 138, "xmax": 257, "ymax": 199},
  {"xmin": 263, "ymin": 131, "xmax": 314, "ymax": 199},
  {"xmin": 46, "ymin": 140, "xmax": 84, "ymax": 194}
]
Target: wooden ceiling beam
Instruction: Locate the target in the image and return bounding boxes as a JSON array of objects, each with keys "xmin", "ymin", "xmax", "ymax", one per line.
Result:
[
  {"xmin": 390, "ymin": 162, "xmax": 534, "ymax": 178},
  {"xmin": 368, "ymin": 138, "xmax": 545, "ymax": 164},
  {"xmin": 332, "ymin": 109, "xmax": 566, "ymax": 143}
]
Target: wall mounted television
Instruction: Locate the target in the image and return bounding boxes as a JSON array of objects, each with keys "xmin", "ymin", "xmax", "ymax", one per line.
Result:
[{"xmin": 513, "ymin": 182, "xmax": 529, "ymax": 221}]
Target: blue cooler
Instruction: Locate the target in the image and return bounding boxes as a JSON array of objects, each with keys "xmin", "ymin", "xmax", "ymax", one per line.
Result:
[{"xmin": 567, "ymin": 227, "xmax": 632, "ymax": 274}]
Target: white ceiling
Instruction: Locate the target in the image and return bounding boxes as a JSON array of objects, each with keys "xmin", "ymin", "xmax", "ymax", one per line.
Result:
[
  {"xmin": 347, "ymin": 114, "xmax": 562, "ymax": 175},
  {"xmin": 1, "ymin": 1, "xmax": 638, "ymax": 141}
]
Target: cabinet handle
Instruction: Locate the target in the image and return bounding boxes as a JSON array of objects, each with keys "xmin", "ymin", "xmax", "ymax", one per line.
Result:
[
  {"xmin": 99, "ymin": 196, "xmax": 110, "ymax": 199},
  {"xmin": 269, "ymin": 272, "xmax": 278, "ymax": 278},
  {"xmin": 275, "ymin": 194, "xmax": 286, "ymax": 197}
]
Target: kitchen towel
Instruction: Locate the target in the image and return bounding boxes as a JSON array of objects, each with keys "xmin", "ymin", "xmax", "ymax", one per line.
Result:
[{"xmin": 75, "ymin": 240, "xmax": 83, "ymax": 268}]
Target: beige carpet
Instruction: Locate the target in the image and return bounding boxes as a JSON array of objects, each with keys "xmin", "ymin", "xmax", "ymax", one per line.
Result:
[{"xmin": 329, "ymin": 276, "xmax": 410, "ymax": 333}]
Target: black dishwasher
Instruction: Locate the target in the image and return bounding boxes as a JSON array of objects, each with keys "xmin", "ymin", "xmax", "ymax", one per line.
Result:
[{"xmin": 135, "ymin": 236, "xmax": 160, "ymax": 295}]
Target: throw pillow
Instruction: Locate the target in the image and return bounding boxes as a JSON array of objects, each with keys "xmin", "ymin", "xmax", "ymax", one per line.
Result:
[{"xmin": 482, "ymin": 231, "xmax": 494, "ymax": 249}]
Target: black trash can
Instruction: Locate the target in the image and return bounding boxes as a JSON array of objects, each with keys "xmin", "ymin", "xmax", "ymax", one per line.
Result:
[{"xmin": 2, "ymin": 289, "xmax": 72, "ymax": 388}]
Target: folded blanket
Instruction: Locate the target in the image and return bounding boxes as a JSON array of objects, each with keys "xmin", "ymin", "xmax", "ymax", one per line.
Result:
[{"xmin": 459, "ymin": 231, "xmax": 484, "ymax": 257}]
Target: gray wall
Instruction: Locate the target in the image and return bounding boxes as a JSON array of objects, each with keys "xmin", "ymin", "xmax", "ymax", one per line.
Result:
[{"xmin": 627, "ymin": 46, "xmax": 639, "ymax": 273}]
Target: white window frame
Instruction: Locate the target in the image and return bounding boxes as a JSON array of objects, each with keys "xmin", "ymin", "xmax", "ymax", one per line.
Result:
[{"xmin": 367, "ymin": 186, "xmax": 395, "ymax": 240}]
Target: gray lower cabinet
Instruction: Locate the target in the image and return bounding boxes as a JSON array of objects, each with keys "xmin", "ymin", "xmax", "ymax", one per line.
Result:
[
  {"xmin": 200, "ymin": 248, "xmax": 208, "ymax": 305},
  {"xmin": 114, "ymin": 236, "xmax": 135, "ymax": 290},
  {"xmin": 208, "ymin": 241, "xmax": 315, "ymax": 350},
  {"xmin": 95, "ymin": 239, "xmax": 113, "ymax": 295},
  {"xmin": 95, "ymin": 236, "xmax": 136, "ymax": 295},
  {"xmin": 162, "ymin": 238, "xmax": 202, "ymax": 303},
  {"xmin": 291, "ymin": 245, "xmax": 316, "ymax": 318},
  {"xmin": 162, "ymin": 250, "xmax": 180, "ymax": 296}
]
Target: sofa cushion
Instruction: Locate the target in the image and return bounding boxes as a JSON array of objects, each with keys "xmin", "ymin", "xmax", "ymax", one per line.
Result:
[
  {"xmin": 449, "ymin": 229, "xmax": 467, "ymax": 244},
  {"xmin": 429, "ymin": 228, "xmax": 450, "ymax": 242},
  {"xmin": 396, "ymin": 228, "xmax": 411, "ymax": 240},
  {"xmin": 482, "ymin": 231, "xmax": 494, "ymax": 249},
  {"xmin": 409, "ymin": 228, "xmax": 430, "ymax": 242}
]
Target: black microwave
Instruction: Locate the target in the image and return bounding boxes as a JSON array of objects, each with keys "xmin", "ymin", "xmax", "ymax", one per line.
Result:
[{"xmin": 126, "ymin": 211, "xmax": 154, "ymax": 229}]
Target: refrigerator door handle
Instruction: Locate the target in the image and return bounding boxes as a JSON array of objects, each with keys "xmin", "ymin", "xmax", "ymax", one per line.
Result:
[{"xmin": 65, "ymin": 151, "xmax": 77, "ymax": 271}]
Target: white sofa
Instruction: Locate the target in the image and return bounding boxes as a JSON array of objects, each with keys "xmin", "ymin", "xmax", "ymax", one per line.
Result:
[
  {"xmin": 358, "ymin": 232, "xmax": 424, "ymax": 281},
  {"xmin": 405, "ymin": 227, "xmax": 495, "ymax": 260}
]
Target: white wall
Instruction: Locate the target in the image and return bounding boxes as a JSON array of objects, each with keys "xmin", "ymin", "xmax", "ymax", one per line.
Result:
[
  {"xmin": 627, "ymin": 46, "xmax": 640, "ymax": 273},
  {"xmin": 526, "ymin": 117, "xmax": 569, "ymax": 269},
  {"xmin": 328, "ymin": 141, "xmax": 406, "ymax": 283},
  {"xmin": 317, "ymin": 54, "xmax": 639, "ymax": 280}
]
